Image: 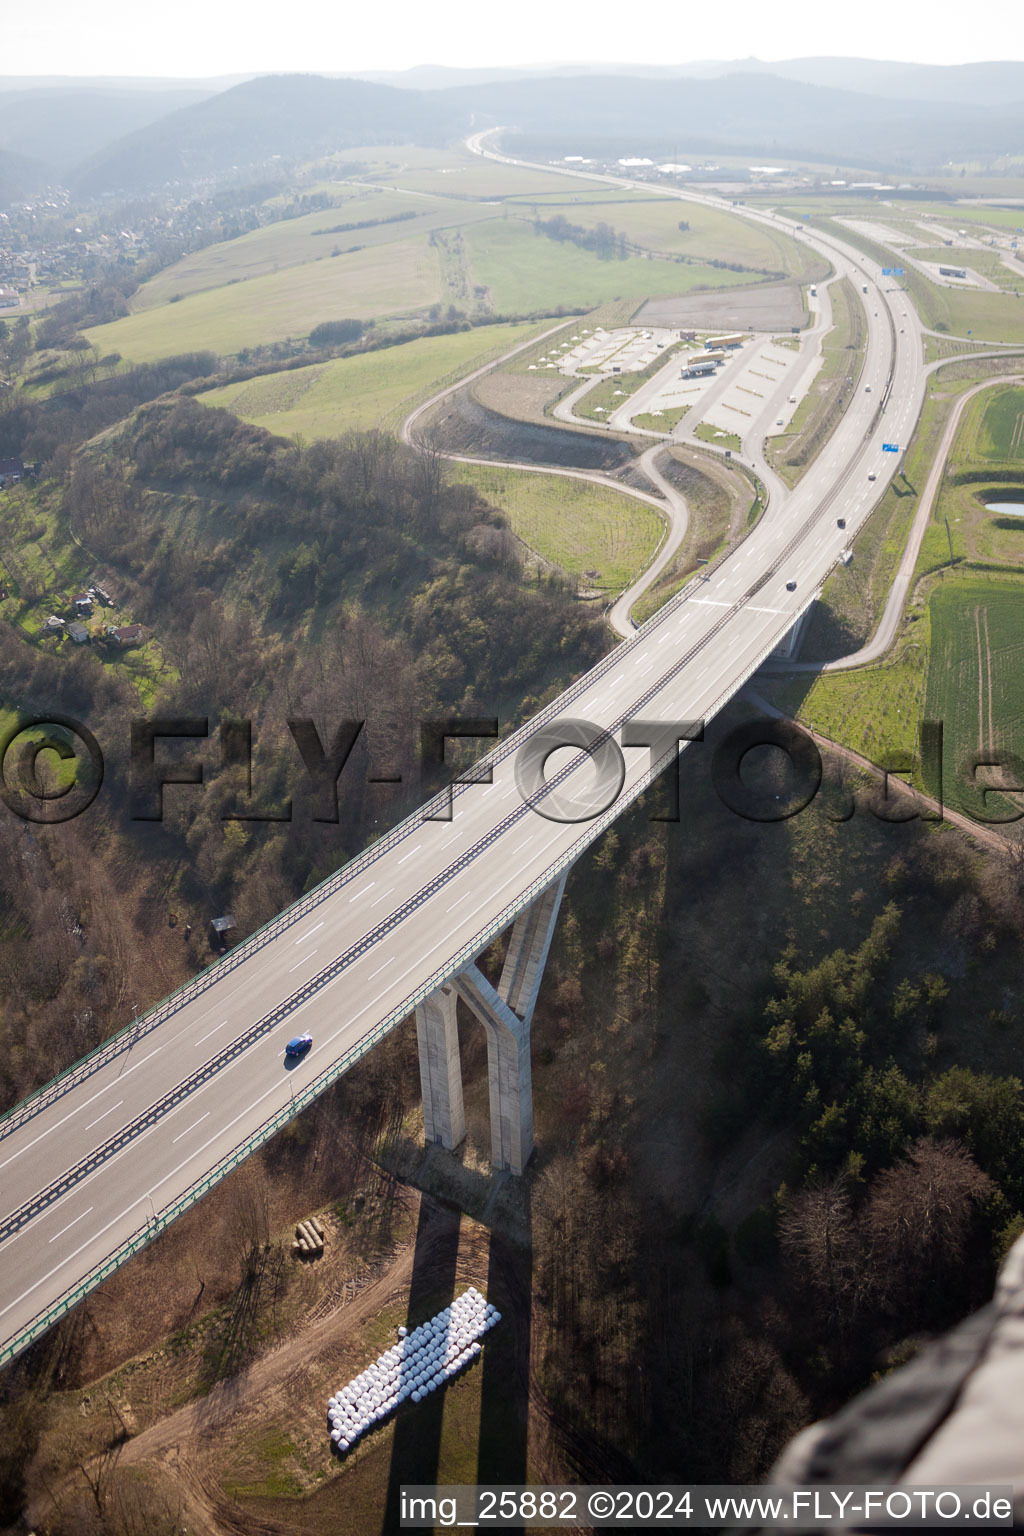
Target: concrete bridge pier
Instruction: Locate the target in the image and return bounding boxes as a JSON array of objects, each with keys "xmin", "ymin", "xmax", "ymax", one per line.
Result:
[
  {"xmin": 413, "ymin": 871, "xmax": 568, "ymax": 1174},
  {"xmin": 415, "ymin": 983, "xmax": 466, "ymax": 1151},
  {"xmin": 455, "ymin": 872, "xmax": 568, "ymax": 1175}
]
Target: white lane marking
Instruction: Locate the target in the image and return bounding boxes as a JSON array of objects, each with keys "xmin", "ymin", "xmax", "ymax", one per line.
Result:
[
  {"xmin": 368, "ymin": 958, "xmax": 392, "ymax": 979},
  {"xmin": 294, "ymin": 921, "xmax": 324, "ymax": 945},
  {"xmin": 288, "ymin": 949, "xmax": 319, "ymax": 973},
  {"xmin": 84, "ymin": 1101, "xmax": 123, "ymax": 1132},
  {"xmin": 0, "ymin": 1044, "xmax": 163, "ymax": 1173},
  {"xmin": 194, "ymin": 1019, "xmax": 228, "ymax": 1047},
  {"xmin": 397, "ymin": 844, "xmax": 422, "ymax": 865},
  {"xmin": 445, "ymin": 890, "xmax": 475, "ymax": 913},
  {"xmin": 48, "ymin": 1206, "xmax": 93, "ymax": 1245},
  {"xmin": 172, "ymin": 1112, "xmax": 210, "ymax": 1145},
  {"xmin": 370, "ymin": 889, "xmax": 394, "ymax": 907},
  {"xmin": 348, "ymin": 882, "xmax": 375, "ymax": 903}
]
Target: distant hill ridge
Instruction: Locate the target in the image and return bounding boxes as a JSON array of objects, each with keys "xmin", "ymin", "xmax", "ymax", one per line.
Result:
[
  {"xmin": 70, "ymin": 74, "xmax": 465, "ymax": 196},
  {"xmin": 352, "ymin": 56, "xmax": 1024, "ymax": 107},
  {"xmin": 4, "ymin": 60, "xmax": 1024, "ymax": 199}
]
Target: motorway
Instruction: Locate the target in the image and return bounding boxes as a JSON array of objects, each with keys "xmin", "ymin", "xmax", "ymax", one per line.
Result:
[{"xmin": 0, "ymin": 139, "xmax": 929, "ymax": 1367}]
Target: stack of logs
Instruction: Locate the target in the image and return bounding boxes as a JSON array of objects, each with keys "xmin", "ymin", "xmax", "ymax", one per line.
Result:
[{"xmin": 293, "ymin": 1216, "xmax": 326, "ymax": 1258}]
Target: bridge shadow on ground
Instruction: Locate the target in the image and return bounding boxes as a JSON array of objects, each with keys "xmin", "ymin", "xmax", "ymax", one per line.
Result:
[
  {"xmin": 380, "ymin": 1182, "xmax": 533, "ymax": 1535},
  {"xmin": 476, "ymin": 1189, "xmax": 532, "ymax": 1528},
  {"xmin": 381, "ymin": 1193, "xmax": 461, "ymax": 1531}
]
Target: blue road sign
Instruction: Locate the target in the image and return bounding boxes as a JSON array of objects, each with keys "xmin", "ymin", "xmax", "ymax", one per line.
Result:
[
  {"xmin": 894, "ymin": 267, "xmax": 905, "ymax": 276},
  {"xmin": 882, "ymin": 267, "xmax": 893, "ymax": 276},
  {"xmin": 883, "ymin": 443, "xmax": 899, "ymax": 453}
]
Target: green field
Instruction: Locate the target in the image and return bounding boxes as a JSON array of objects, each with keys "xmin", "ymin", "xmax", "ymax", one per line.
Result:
[
  {"xmin": 770, "ymin": 626, "xmax": 928, "ymax": 779},
  {"xmin": 85, "ymin": 237, "xmax": 442, "ymax": 363},
  {"xmin": 462, "ymin": 219, "xmax": 753, "ymax": 314},
  {"xmin": 134, "ymin": 191, "xmax": 480, "ymax": 310},
  {"xmin": 972, "ymin": 386, "xmax": 1024, "ymax": 459},
  {"xmin": 924, "ymin": 576, "xmax": 1024, "ymax": 813},
  {"xmin": 451, "ymin": 464, "xmax": 663, "ymax": 591},
  {"xmin": 373, "ymin": 158, "xmax": 597, "ymax": 199},
  {"xmin": 507, "ymin": 193, "xmax": 820, "ymax": 278},
  {"xmin": 198, "ymin": 321, "xmax": 551, "ymax": 436}
]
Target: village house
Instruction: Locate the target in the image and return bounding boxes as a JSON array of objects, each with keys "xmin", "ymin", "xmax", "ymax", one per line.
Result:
[{"xmin": 108, "ymin": 624, "xmax": 148, "ymax": 648}]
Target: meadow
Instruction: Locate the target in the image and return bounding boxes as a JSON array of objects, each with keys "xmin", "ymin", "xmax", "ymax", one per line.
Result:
[
  {"xmin": 372, "ymin": 158, "xmax": 596, "ymax": 199},
  {"xmin": 971, "ymin": 385, "xmax": 1024, "ymax": 459},
  {"xmin": 463, "ymin": 218, "xmax": 753, "ymax": 314},
  {"xmin": 198, "ymin": 321, "xmax": 552, "ymax": 436},
  {"xmin": 506, "ymin": 193, "xmax": 821, "ymax": 278},
  {"xmin": 450, "ymin": 464, "xmax": 663, "ymax": 591},
  {"xmin": 85, "ymin": 238, "xmax": 443, "ymax": 363},
  {"xmin": 135, "ymin": 191, "xmax": 490, "ymax": 310},
  {"xmin": 924, "ymin": 575, "xmax": 1024, "ymax": 812},
  {"xmin": 768, "ymin": 624, "xmax": 928, "ymax": 775}
]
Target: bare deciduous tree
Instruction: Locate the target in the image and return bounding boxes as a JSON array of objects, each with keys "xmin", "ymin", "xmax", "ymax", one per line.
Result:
[
  {"xmin": 778, "ymin": 1176, "xmax": 861, "ymax": 1324},
  {"xmin": 225, "ymin": 1159, "xmax": 271, "ymax": 1283},
  {"xmin": 862, "ymin": 1137, "xmax": 993, "ymax": 1303}
]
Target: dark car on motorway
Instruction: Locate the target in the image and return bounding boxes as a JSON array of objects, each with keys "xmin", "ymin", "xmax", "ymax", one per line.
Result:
[{"xmin": 285, "ymin": 1033, "xmax": 313, "ymax": 1058}]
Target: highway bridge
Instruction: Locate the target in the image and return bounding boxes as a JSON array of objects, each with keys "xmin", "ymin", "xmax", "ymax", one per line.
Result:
[{"xmin": 0, "ymin": 152, "xmax": 926, "ymax": 1367}]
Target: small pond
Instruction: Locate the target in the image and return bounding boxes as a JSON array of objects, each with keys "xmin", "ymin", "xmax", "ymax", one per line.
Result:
[{"xmin": 985, "ymin": 502, "xmax": 1024, "ymax": 516}]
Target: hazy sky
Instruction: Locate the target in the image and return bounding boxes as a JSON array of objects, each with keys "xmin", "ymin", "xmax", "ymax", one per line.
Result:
[{"xmin": 3, "ymin": 0, "xmax": 1019, "ymax": 77}]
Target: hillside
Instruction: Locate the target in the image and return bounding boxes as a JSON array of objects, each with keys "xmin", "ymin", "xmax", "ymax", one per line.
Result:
[
  {"xmin": 0, "ymin": 145, "xmax": 48, "ymax": 200},
  {"xmin": 354, "ymin": 58, "xmax": 1024, "ymax": 106},
  {"xmin": 69, "ymin": 74, "xmax": 466, "ymax": 195},
  {"xmin": 0, "ymin": 85, "xmax": 212, "ymax": 177}
]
